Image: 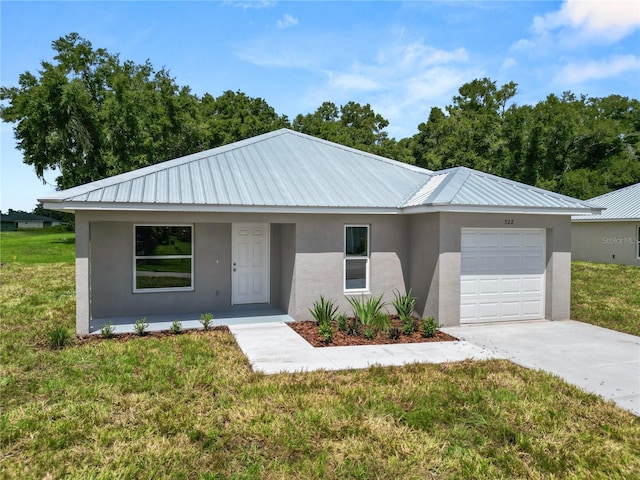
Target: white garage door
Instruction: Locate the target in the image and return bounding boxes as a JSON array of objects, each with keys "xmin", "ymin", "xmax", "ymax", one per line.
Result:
[{"xmin": 461, "ymin": 228, "xmax": 546, "ymax": 324}]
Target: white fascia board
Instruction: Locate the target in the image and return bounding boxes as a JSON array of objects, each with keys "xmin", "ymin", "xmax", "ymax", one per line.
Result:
[
  {"xmin": 572, "ymin": 217, "xmax": 638, "ymax": 223},
  {"xmin": 401, "ymin": 204, "xmax": 602, "ymax": 215},
  {"xmin": 43, "ymin": 200, "xmax": 602, "ymax": 217},
  {"xmin": 42, "ymin": 201, "xmax": 403, "ymax": 215}
]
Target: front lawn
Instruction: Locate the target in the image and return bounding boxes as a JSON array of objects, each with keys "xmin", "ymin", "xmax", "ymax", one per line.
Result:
[
  {"xmin": 572, "ymin": 261, "xmax": 640, "ymax": 336},
  {"xmin": 0, "ymin": 228, "xmax": 75, "ymax": 264},
  {"xmin": 0, "ymin": 233, "xmax": 638, "ymax": 478}
]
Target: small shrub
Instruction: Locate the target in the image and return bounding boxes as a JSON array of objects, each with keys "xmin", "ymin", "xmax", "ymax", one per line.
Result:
[
  {"xmin": 318, "ymin": 322, "xmax": 333, "ymax": 344},
  {"xmin": 337, "ymin": 313, "xmax": 348, "ymax": 332},
  {"xmin": 199, "ymin": 313, "xmax": 214, "ymax": 331},
  {"xmin": 309, "ymin": 296, "xmax": 338, "ymax": 326},
  {"xmin": 402, "ymin": 315, "xmax": 416, "ymax": 335},
  {"xmin": 346, "ymin": 294, "xmax": 386, "ymax": 327},
  {"xmin": 170, "ymin": 320, "xmax": 182, "ymax": 334},
  {"xmin": 101, "ymin": 322, "xmax": 115, "ymax": 339},
  {"xmin": 133, "ymin": 317, "xmax": 148, "ymax": 336},
  {"xmin": 388, "ymin": 326, "xmax": 401, "ymax": 341},
  {"xmin": 47, "ymin": 325, "xmax": 72, "ymax": 349},
  {"xmin": 371, "ymin": 313, "xmax": 391, "ymax": 334},
  {"xmin": 346, "ymin": 318, "xmax": 360, "ymax": 336},
  {"xmin": 421, "ymin": 316, "xmax": 437, "ymax": 338},
  {"xmin": 364, "ymin": 326, "xmax": 376, "ymax": 340},
  {"xmin": 392, "ymin": 289, "xmax": 416, "ymax": 320}
]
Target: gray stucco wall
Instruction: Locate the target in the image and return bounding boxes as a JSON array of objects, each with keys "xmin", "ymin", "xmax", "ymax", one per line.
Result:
[
  {"xmin": 572, "ymin": 221, "xmax": 639, "ymax": 266},
  {"xmin": 91, "ymin": 221, "xmax": 232, "ymax": 319},
  {"xmin": 75, "ymin": 209, "xmax": 574, "ymax": 334},
  {"xmin": 288, "ymin": 214, "xmax": 410, "ymax": 319},
  {"xmin": 408, "ymin": 212, "xmax": 572, "ymax": 326}
]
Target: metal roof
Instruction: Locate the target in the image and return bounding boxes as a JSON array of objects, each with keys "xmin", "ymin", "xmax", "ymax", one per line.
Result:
[
  {"xmin": 43, "ymin": 129, "xmax": 430, "ymax": 209},
  {"xmin": 572, "ymin": 182, "xmax": 640, "ymax": 221},
  {"xmin": 41, "ymin": 128, "xmax": 600, "ymax": 215}
]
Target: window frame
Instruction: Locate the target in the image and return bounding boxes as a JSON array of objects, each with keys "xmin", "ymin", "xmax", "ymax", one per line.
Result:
[
  {"xmin": 344, "ymin": 224, "xmax": 370, "ymax": 293},
  {"xmin": 637, "ymin": 225, "xmax": 640, "ymax": 260},
  {"xmin": 133, "ymin": 224, "xmax": 194, "ymax": 293}
]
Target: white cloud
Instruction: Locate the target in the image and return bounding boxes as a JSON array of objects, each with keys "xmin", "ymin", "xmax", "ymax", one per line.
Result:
[
  {"xmin": 224, "ymin": 0, "xmax": 275, "ymax": 10},
  {"xmin": 556, "ymin": 54, "xmax": 640, "ymax": 83},
  {"xmin": 236, "ymin": 34, "xmax": 478, "ymax": 137},
  {"xmin": 325, "ymin": 71, "xmax": 380, "ymax": 91},
  {"xmin": 277, "ymin": 14, "xmax": 298, "ymax": 29},
  {"xmin": 309, "ymin": 41, "xmax": 477, "ymax": 136},
  {"xmin": 533, "ymin": 0, "xmax": 640, "ymax": 42},
  {"xmin": 502, "ymin": 57, "xmax": 517, "ymax": 70}
]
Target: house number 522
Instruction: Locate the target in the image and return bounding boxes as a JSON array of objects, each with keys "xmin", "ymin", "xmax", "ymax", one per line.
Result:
[{"xmin": 504, "ymin": 219, "xmax": 514, "ymax": 225}]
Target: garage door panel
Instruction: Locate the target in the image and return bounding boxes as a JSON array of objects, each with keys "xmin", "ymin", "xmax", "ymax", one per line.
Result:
[
  {"xmin": 502, "ymin": 232, "xmax": 521, "ymax": 247},
  {"xmin": 461, "ymin": 228, "xmax": 545, "ymax": 324},
  {"xmin": 478, "ymin": 302, "xmax": 500, "ymax": 318},
  {"xmin": 522, "ymin": 277, "xmax": 544, "ymax": 293},
  {"xmin": 479, "ymin": 233, "xmax": 501, "ymax": 248},
  {"xmin": 478, "ymin": 278, "xmax": 500, "ymax": 294},
  {"xmin": 523, "ymin": 300, "xmax": 543, "ymax": 315},
  {"xmin": 501, "ymin": 301, "xmax": 521, "ymax": 317},
  {"xmin": 501, "ymin": 278, "xmax": 521, "ymax": 294},
  {"xmin": 523, "ymin": 232, "xmax": 544, "ymax": 247},
  {"xmin": 460, "ymin": 278, "xmax": 478, "ymax": 295},
  {"xmin": 522, "ymin": 255, "xmax": 544, "ymax": 273}
]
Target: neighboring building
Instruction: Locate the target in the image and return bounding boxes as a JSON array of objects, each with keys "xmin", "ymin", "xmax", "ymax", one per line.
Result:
[
  {"xmin": 572, "ymin": 183, "xmax": 640, "ymax": 266},
  {"xmin": 40, "ymin": 129, "xmax": 600, "ymax": 335},
  {"xmin": 0, "ymin": 211, "xmax": 65, "ymax": 231}
]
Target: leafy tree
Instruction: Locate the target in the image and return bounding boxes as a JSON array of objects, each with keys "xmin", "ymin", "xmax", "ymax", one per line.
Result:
[
  {"xmin": 1, "ymin": 34, "xmax": 288, "ymax": 190},
  {"xmin": 412, "ymin": 78, "xmax": 639, "ymax": 199},
  {"xmin": 293, "ymin": 101, "xmax": 410, "ymax": 161},
  {"xmin": 199, "ymin": 90, "xmax": 289, "ymax": 148}
]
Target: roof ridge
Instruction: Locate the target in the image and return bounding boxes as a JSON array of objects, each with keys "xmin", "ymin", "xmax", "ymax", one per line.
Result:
[{"xmin": 281, "ymin": 129, "xmax": 433, "ymax": 176}]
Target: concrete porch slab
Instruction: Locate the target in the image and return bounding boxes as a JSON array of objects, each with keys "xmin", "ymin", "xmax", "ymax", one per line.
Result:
[{"xmin": 89, "ymin": 306, "xmax": 292, "ymax": 334}]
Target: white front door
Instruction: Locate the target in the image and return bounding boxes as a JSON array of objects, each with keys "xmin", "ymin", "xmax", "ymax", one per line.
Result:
[
  {"xmin": 460, "ymin": 228, "xmax": 546, "ymax": 324},
  {"xmin": 232, "ymin": 223, "xmax": 270, "ymax": 305}
]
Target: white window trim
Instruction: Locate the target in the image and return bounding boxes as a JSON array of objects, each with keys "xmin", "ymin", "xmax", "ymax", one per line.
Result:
[
  {"xmin": 344, "ymin": 224, "xmax": 370, "ymax": 294},
  {"xmin": 133, "ymin": 224, "xmax": 194, "ymax": 293}
]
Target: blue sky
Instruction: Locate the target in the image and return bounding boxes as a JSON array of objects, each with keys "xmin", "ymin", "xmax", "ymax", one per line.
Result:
[{"xmin": 2, "ymin": 0, "xmax": 639, "ymax": 212}]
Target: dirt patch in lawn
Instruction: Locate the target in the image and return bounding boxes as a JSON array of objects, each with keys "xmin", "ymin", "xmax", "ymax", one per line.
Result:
[{"xmin": 288, "ymin": 317, "xmax": 457, "ymax": 348}]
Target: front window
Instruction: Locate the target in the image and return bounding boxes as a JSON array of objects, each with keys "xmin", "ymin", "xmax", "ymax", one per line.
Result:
[
  {"xmin": 345, "ymin": 225, "xmax": 369, "ymax": 291},
  {"xmin": 134, "ymin": 225, "xmax": 193, "ymax": 292}
]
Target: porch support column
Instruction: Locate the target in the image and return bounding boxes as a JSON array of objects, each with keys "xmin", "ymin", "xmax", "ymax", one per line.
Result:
[
  {"xmin": 75, "ymin": 213, "xmax": 90, "ymax": 335},
  {"xmin": 546, "ymin": 224, "xmax": 572, "ymax": 320}
]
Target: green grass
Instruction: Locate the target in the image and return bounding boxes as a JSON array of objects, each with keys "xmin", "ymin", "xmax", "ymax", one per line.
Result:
[
  {"xmin": 1, "ymin": 232, "xmax": 639, "ymax": 478},
  {"xmin": 572, "ymin": 261, "xmax": 640, "ymax": 336},
  {"xmin": 0, "ymin": 229, "xmax": 75, "ymax": 264}
]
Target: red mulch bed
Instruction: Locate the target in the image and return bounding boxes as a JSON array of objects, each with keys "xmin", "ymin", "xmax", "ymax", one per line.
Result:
[{"xmin": 287, "ymin": 317, "xmax": 457, "ymax": 348}]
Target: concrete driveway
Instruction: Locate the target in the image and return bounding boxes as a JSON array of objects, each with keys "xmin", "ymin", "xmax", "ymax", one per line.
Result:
[{"xmin": 442, "ymin": 320, "xmax": 640, "ymax": 416}]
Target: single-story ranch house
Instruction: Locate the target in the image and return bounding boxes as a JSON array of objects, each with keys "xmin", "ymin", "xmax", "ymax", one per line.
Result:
[
  {"xmin": 572, "ymin": 182, "xmax": 639, "ymax": 266},
  {"xmin": 41, "ymin": 129, "xmax": 601, "ymax": 335},
  {"xmin": 0, "ymin": 211, "xmax": 65, "ymax": 231}
]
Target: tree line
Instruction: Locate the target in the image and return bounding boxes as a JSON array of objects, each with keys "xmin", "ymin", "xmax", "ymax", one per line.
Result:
[{"xmin": 2, "ymin": 33, "xmax": 638, "ymax": 200}]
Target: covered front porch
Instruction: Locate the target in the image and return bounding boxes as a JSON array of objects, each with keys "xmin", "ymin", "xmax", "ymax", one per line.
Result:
[{"xmin": 89, "ymin": 305, "xmax": 293, "ymax": 335}]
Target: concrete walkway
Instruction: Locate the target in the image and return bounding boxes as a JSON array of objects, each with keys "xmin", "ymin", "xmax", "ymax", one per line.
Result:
[
  {"xmin": 442, "ymin": 320, "xmax": 640, "ymax": 416},
  {"xmin": 228, "ymin": 322, "xmax": 502, "ymax": 374}
]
